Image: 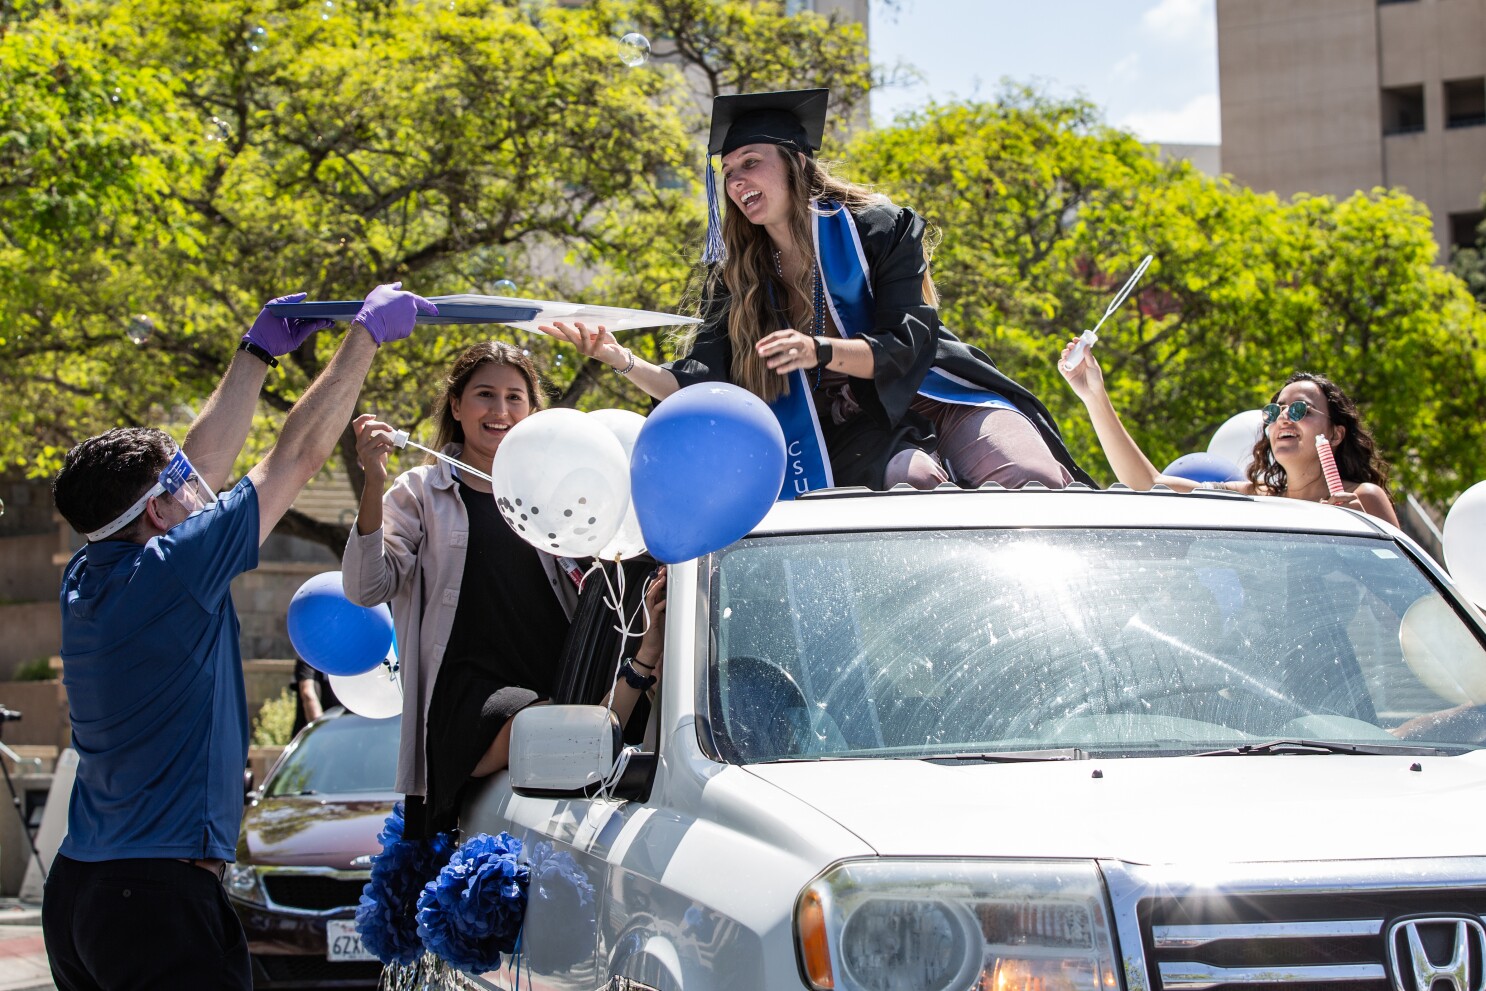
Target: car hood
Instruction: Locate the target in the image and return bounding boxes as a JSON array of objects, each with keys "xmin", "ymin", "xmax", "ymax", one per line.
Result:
[
  {"xmin": 745, "ymin": 751, "xmax": 1486, "ymax": 864},
  {"xmin": 240, "ymin": 794, "xmax": 395, "ymax": 869}
]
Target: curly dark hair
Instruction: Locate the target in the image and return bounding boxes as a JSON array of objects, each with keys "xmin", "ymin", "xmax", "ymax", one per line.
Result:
[
  {"xmin": 430, "ymin": 341, "xmax": 547, "ymax": 454},
  {"xmin": 1246, "ymin": 371, "xmax": 1391, "ymax": 496},
  {"xmin": 52, "ymin": 427, "xmax": 174, "ymax": 539}
]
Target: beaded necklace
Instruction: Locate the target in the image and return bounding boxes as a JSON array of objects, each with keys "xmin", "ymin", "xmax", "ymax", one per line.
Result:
[{"xmin": 774, "ymin": 248, "xmax": 827, "ymax": 390}]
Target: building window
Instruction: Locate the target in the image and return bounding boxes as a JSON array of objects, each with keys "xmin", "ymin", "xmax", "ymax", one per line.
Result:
[
  {"xmin": 1381, "ymin": 85, "xmax": 1426, "ymax": 135},
  {"xmin": 1450, "ymin": 211, "xmax": 1485, "ymax": 250},
  {"xmin": 1445, "ymin": 78, "xmax": 1486, "ymax": 129}
]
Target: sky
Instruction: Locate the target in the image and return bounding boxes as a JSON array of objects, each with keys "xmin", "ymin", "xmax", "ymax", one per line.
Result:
[{"xmin": 868, "ymin": 0, "xmax": 1221, "ymax": 145}]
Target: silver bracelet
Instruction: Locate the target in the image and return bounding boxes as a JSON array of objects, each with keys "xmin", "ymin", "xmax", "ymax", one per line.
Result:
[{"xmin": 613, "ymin": 348, "xmax": 636, "ymax": 376}]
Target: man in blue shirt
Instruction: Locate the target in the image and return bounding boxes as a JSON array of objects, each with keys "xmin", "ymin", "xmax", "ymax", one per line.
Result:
[{"xmin": 44, "ymin": 283, "xmax": 435, "ymax": 990}]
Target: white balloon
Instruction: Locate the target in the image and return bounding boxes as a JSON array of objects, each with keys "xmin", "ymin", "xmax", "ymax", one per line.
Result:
[
  {"xmin": 588, "ymin": 408, "xmax": 648, "ymax": 560},
  {"xmin": 1398, "ymin": 595, "xmax": 1486, "ymax": 705},
  {"xmin": 330, "ymin": 660, "xmax": 401, "ymax": 719},
  {"xmin": 491, "ymin": 408, "xmax": 630, "ymax": 558},
  {"xmin": 1444, "ymin": 480, "xmax": 1486, "ymax": 606},
  {"xmin": 1207, "ymin": 408, "xmax": 1265, "ymax": 472}
]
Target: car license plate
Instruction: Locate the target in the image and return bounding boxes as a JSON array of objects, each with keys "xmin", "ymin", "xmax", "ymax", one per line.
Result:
[{"xmin": 326, "ymin": 919, "xmax": 375, "ymax": 962}]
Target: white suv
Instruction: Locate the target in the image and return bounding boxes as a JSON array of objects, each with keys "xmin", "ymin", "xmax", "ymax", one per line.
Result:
[{"xmin": 462, "ymin": 486, "xmax": 1486, "ymax": 991}]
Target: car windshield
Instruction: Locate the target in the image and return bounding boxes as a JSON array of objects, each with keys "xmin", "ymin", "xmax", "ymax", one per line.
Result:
[
  {"xmin": 265, "ymin": 713, "xmax": 400, "ymax": 797},
  {"xmin": 706, "ymin": 529, "xmax": 1486, "ymax": 762}
]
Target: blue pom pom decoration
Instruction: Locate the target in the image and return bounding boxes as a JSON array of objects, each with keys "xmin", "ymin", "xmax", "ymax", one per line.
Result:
[
  {"xmin": 416, "ymin": 832, "xmax": 531, "ymax": 975},
  {"xmin": 354, "ymin": 803, "xmax": 454, "ymax": 967}
]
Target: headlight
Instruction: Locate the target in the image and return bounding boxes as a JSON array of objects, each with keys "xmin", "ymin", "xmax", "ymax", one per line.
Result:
[
  {"xmin": 226, "ymin": 863, "xmax": 266, "ymax": 906},
  {"xmin": 795, "ymin": 860, "xmax": 1120, "ymax": 991}
]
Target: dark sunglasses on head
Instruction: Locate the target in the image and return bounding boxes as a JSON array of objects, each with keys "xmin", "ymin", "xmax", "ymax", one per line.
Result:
[{"xmin": 1261, "ymin": 400, "xmax": 1318, "ymax": 425}]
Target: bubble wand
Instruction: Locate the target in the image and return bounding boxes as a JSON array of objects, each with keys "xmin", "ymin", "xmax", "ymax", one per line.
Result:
[
  {"xmin": 387, "ymin": 428, "xmax": 494, "ymax": 482},
  {"xmin": 1315, "ymin": 435, "xmax": 1346, "ymax": 497},
  {"xmin": 1062, "ymin": 254, "xmax": 1155, "ymax": 371}
]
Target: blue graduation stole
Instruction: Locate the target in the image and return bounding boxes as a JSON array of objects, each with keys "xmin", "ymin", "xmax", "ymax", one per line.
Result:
[{"xmin": 768, "ymin": 199, "xmax": 1015, "ymax": 500}]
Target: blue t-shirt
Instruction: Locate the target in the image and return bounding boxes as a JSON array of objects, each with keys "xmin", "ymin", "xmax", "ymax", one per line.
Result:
[{"xmin": 58, "ymin": 476, "xmax": 259, "ymax": 862}]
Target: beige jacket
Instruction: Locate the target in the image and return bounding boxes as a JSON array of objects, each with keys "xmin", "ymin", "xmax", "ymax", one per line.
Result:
[{"xmin": 341, "ymin": 450, "xmax": 580, "ymax": 797}]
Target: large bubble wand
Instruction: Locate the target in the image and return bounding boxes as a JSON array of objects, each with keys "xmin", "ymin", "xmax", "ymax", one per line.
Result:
[
  {"xmin": 1062, "ymin": 253, "xmax": 1155, "ymax": 371},
  {"xmin": 388, "ymin": 429, "xmax": 493, "ymax": 482}
]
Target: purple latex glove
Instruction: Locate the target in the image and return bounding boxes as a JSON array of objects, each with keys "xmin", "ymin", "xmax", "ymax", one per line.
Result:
[
  {"xmin": 242, "ymin": 292, "xmax": 336, "ymax": 356},
  {"xmin": 354, "ymin": 282, "xmax": 438, "ymax": 344}
]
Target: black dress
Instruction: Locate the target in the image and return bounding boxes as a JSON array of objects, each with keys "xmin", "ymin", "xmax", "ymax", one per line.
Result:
[{"xmin": 406, "ymin": 476, "xmax": 571, "ymax": 838}]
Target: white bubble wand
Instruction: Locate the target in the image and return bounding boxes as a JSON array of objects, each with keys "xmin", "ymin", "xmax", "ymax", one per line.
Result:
[
  {"xmin": 1062, "ymin": 253, "xmax": 1155, "ymax": 371},
  {"xmin": 387, "ymin": 428, "xmax": 494, "ymax": 482}
]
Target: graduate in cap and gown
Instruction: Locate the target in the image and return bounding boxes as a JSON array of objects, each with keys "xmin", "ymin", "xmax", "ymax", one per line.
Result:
[{"xmin": 541, "ymin": 88, "xmax": 1092, "ymax": 496}]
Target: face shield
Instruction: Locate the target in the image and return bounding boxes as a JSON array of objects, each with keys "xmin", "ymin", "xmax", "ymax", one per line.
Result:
[{"xmin": 85, "ymin": 449, "xmax": 217, "ymax": 542}]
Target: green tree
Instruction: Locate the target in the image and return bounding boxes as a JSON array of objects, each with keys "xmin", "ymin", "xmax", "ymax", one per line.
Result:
[
  {"xmin": 0, "ymin": 0, "xmax": 868, "ymax": 550},
  {"xmin": 849, "ymin": 89, "xmax": 1486, "ymax": 503}
]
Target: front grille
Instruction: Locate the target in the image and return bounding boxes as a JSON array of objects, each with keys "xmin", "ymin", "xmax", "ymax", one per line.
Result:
[
  {"xmin": 263, "ymin": 874, "xmax": 368, "ymax": 912},
  {"xmin": 1144, "ymin": 890, "xmax": 1486, "ymax": 990},
  {"xmin": 254, "ymin": 954, "xmax": 382, "ymax": 985}
]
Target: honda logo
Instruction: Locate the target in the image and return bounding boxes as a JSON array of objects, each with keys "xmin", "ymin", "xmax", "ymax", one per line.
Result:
[{"xmin": 1387, "ymin": 916, "xmax": 1486, "ymax": 991}]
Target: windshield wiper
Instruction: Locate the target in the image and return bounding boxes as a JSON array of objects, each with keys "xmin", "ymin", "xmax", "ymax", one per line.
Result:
[
  {"xmin": 1193, "ymin": 739, "xmax": 1446, "ymax": 758},
  {"xmin": 924, "ymin": 747, "xmax": 1089, "ymax": 764}
]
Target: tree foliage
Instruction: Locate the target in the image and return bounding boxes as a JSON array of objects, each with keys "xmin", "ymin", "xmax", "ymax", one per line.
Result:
[
  {"xmin": 5, "ymin": 8, "xmax": 1481, "ymax": 549},
  {"xmin": 849, "ymin": 89, "xmax": 1486, "ymax": 504},
  {"xmin": 0, "ymin": 0, "xmax": 867, "ymax": 550}
]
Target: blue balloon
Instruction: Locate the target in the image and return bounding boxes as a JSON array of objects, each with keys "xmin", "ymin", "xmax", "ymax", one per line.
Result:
[
  {"xmin": 630, "ymin": 383, "xmax": 786, "ymax": 564},
  {"xmin": 1164, "ymin": 451, "xmax": 1244, "ymax": 484},
  {"xmin": 287, "ymin": 571, "xmax": 395, "ymax": 676}
]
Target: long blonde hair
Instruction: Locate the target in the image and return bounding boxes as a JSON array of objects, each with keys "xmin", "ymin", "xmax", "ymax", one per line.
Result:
[{"xmin": 705, "ymin": 149, "xmax": 882, "ymax": 402}]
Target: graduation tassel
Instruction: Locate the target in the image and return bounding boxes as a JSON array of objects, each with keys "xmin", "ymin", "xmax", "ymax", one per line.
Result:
[{"xmin": 702, "ymin": 158, "xmax": 725, "ymax": 265}]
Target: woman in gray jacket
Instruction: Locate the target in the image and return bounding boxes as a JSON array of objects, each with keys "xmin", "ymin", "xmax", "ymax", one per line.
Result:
[{"xmin": 343, "ymin": 342, "xmax": 664, "ymax": 838}]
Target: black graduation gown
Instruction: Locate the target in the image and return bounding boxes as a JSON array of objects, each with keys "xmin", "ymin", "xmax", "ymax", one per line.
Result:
[{"xmin": 666, "ymin": 199, "xmax": 1095, "ymax": 489}]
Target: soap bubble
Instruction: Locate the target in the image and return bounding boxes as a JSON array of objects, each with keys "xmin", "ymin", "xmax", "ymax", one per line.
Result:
[
  {"xmin": 126, "ymin": 314, "xmax": 155, "ymax": 345},
  {"xmin": 205, "ymin": 116, "xmax": 231, "ymax": 142},
  {"xmin": 111, "ymin": 87, "xmax": 122, "ymax": 104},
  {"xmin": 247, "ymin": 25, "xmax": 266, "ymax": 51},
  {"xmin": 321, "ymin": 0, "xmax": 334, "ymax": 18},
  {"xmin": 0, "ymin": 498, "xmax": 6, "ymax": 519},
  {"xmin": 492, "ymin": 279, "xmax": 519, "ymax": 296},
  {"xmin": 618, "ymin": 32, "xmax": 650, "ymax": 67}
]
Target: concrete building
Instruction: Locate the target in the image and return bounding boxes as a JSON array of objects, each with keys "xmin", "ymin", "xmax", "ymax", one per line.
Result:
[{"xmin": 1217, "ymin": 0, "xmax": 1486, "ymax": 258}]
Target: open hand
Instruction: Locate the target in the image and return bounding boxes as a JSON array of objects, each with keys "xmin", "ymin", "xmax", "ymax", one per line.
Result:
[{"xmin": 538, "ymin": 321, "xmax": 626, "ymax": 368}]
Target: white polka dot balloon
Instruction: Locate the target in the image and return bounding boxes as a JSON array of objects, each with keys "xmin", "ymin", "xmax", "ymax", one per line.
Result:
[{"xmin": 491, "ymin": 408, "xmax": 630, "ymax": 558}]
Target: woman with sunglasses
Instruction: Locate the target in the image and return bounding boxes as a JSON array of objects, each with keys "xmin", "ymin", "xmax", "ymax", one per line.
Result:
[{"xmin": 1058, "ymin": 343, "xmax": 1398, "ymax": 525}]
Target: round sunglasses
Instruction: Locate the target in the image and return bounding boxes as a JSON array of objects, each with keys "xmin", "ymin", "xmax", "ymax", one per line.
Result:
[{"xmin": 1261, "ymin": 400, "xmax": 1322, "ymax": 425}]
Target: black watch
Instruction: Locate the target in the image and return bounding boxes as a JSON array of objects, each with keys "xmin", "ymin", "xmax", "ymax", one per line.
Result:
[
  {"xmin": 812, "ymin": 335, "xmax": 834, "ymax": 369},
  {"xmin": 618, "ymin": 659, "xmax": 657, "ymax": 691}
]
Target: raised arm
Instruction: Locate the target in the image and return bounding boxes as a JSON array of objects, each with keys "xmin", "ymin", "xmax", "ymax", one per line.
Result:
[
  {"xmin": 540, "ymin": 321, "xmax": 681, "ymax": 401},
  {"xmin": 1057, "ymin": 341, "xmax": 1216, "ymax": 493},
  {"xmin": 182, "ymin": 293, "xmax": 334, "ymax": 493},
  {"xmin": 247, "ymin": 284, "xmax": 435, "ymax": 545}
]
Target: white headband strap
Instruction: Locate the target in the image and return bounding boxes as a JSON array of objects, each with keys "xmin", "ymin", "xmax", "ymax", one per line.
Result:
[{"xmin": 84, "ymin": 482, "xmax": 165, "ymax": 542}]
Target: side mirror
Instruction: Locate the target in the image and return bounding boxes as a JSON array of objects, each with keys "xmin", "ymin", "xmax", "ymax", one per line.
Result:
[
  {"xmin": 243, "ymin": 768, "xmax": 256, "ymax": 799},
  {"xmin": 510, "ymin": 706, "xmax": 622, "ymax": 797}
]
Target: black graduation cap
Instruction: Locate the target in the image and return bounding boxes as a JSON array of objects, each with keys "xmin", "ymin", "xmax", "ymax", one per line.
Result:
[
  {"xmin": 701, "ymin": 88, "xmax": 831, "ymax": 264},
  {"xmin": 707, "ymin": 88, "xmax": 830, "ymax": 158}
]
